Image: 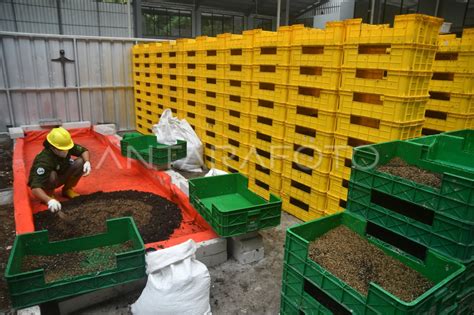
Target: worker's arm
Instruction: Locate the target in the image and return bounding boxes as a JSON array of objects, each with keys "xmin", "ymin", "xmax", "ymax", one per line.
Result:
[
  {"xmin": 81, "ymin": 150, "xmax": 91, "ymax": 176},
  {"xmin": 31, "ymin": 187, "xmax": 53, "ymax": 204},
  {"xmin": 81, "ymin": 150, "xmax": 90, "ymax": 162}
]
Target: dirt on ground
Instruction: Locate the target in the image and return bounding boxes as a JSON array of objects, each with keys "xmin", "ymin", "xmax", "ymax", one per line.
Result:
[
  {"xmin": 21, "ymin": 241, "xmax": 134, "ymax": 283},
  {"xmin": 377, "ymin": 157, "xmax": 442, "ymax": 188},
  {"xmin": 34, "ymin": 190, "xmax": 182, "ymax": 244},
  {"xmin": 309, "ymin": 226, "xmax": 433, "ymax": 302},
  {"xmin": 0, "ymin": 135, "xmax": 13, "ymax": 189},
  {"xmin": 0, "ymin": 204, "xmax": 16, "ymax": 311}
]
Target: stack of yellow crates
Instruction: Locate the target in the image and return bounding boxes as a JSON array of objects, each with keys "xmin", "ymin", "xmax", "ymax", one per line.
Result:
[
  {"xmin": 280, "ymin": 23, "xmax": 344, "ymax": 221},
  {"xmin": 327, "ymin": 15, "xmax": 443, "ymax": 214},
  {"xmin": 424, "ymin": 29, "xmax": 474, "ymax": 134},
  {"xmin": 245, "ymin": 27, "xmax": 295, "ymax": 198},
  {"xmin": 215, "ymin": 31, "xmax": 255, "ymax": 175}
]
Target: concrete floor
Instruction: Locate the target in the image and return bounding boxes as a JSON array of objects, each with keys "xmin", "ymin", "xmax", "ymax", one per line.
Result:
[{"xmin": 78, "ymin": 212, "xmax": 302, "ymax": 314}]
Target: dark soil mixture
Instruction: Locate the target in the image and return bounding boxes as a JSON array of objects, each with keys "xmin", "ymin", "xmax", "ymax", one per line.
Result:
[
  {"xmin": 377, "ymin": 157, "xmax": 442, "ymax": 188},
  {"xmin": 34, "ymin": 190, "xmax": 183, "ymax": 244},
  {"xmin": 309, "ymin": 226, "xmax": 433, "ymax": 302},
  {"xmin": 21, "ymin": 241, "xmax": 133, "ymax": 283},
  {"xmin": 0, "ymin": 135, "xmax": 13, "ymax": 189},
  {"xmin": 0, "ymin": 204, "xmax": 15, "ymax": 310}
]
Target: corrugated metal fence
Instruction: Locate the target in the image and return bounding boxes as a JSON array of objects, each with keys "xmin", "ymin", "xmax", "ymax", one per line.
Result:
[{"xmin": 0, "ymin": 32, "xmax": 156, "ymax": 132}]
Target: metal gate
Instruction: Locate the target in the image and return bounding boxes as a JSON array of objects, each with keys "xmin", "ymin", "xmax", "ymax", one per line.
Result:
[{"xmin": 0, "ymin": 31, "xmax": 156, "ymax": 132}]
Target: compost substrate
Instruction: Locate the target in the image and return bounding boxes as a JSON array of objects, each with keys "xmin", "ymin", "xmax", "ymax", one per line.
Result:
[
  {"xmin": 34, "ymin": 190, "xmax": 182, "ymax": 243},
  {"xmin": 21, "ymin": 241, "xmax": 133, "ymax": 283},
  {"xmin": 377, "ymin": 157, "xmax": 442, "ymax": 188},
  {"xmin": 308, "ymin": 226, "xmax": 433, "ymax": 302}
]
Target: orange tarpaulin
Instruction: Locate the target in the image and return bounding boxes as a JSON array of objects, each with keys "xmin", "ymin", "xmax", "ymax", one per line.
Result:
[{"xmin": 13, "ymin": 127, "xmax": 217, "ymax": 249}]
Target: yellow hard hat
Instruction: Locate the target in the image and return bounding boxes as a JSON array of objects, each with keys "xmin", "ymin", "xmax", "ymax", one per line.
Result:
[{"xmin": 46, "ymin": 127, "xmax": 74, "ymax": 151}]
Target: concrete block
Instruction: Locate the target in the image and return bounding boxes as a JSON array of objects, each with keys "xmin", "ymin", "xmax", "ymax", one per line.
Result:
[
  {"xmin": 17, "ymin": 305, "xmax": 41, "ymax": 315},
  {"xmin": 8, "ymin": 127, "xmax": 24, "ymax": 139},
  {"xmin": 62, "ymin": 121, "xmax": 91, "ymax": 129},
  {"xmin": 196, "ymin": 238, "xmax": 227, "ymax": 258},
  {"xmin": 0, "ymin": 188, "xmax": 13, "ymax": 205},
  {"xmin": 19, "ymin": 124, "xmax": 42, "ymax": 132},
  {"xmin": 228, "ymin": 233, "xmax": 264, "ymax": 264},
  {"xmin": 196, "ymin": 251, "xmax": 228, "ymax": 268},
  {"xmin": 57, "ymin": 278, "xmax": 146, "ymax": 314},
  {"xmin": 93, "ymin": 124, "xmax": 116, "ymax": 135}
]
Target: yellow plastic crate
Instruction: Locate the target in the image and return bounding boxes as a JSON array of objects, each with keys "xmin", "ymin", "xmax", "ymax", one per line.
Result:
[
  {"xmin": 252, "ymin": 65, "xmax": 289, "ymax": 84},
  {"xmin": 222, "ymin": 48, "xmax": 254, "ymax": 65},
  {"xmin": 165, "ymin": 94, "xmax": 183, "ymax": 111},
  {"xmin": 204, "ymin": 153, "xmax": 221, "ymax": 169},
  {"xmin": 325, "ymin": 192, "xmax": 345, "ymax": 215},
  {"xmin": 252, "ymin": 47, "xmax": 291, "ymax": 66},
  {"xmin": 183, "ymin": 87, "xmax": 200, "ymax": 102},
  {"xmin": 224, "ymin": 80, "xmax": 253, "ymax": 97},
  {"xmin": 193, "ymin": 126, "xmax": 205, "ymax": 139},
  {"xmin": 328, "ymin": 173, "xmax": 349, "ymax": 200},
  {"xmin": 196, "ymin": 49, "xmax": 226, "ymax": 64},
  {"xmin": 196, "ymin": 77, "xmax": 225, "ymax": 93},
  {"xmin": 162, "ymin": 85, "xmax": 183, "ymax": 99},
  {"xmin": 287, "ymin": 87, "xmax": 337, "ymax": 111},
  {"xmin": 202, "ymin": 117, "xmax": 224, "ymax": 134},
  {"xmin": 217, "ymin": 31, "xmax": 254, "ymax": 49},
  {"xmin": 182, "ymin": 75, "xmax": 200, "ymax": 89},
  {"xmin": 333, "ymin": 133, "xmax": 373, "ymax": 160},
  {"xmin": 344, "ymin": 15, "xmax": 443, "ymax": 45},
  {"xmin": 426, "ymin": 92, "xmax": 474, "ymax": 115},
  {"xmin": 282, "ymin": 160, "xmax": 329, "ymax": 192},
  {"xmin": 251, "ymin": 82, "xmax": 288, "ymax": 102},
  {"xmin": 433, "ymin": 51, "xmax": 474, "ymax": 73},
  {"xmin": 250, "ymin": 115, "xmax": 285, "ymax": 138},
  {"xmin": 161, "ymin": 41, "xmax": 182, "ymax": 63},
  {"xmin": 248, "ymin": 147, "xmax": 284, "ymax": 173},
  {"xmin": 179, "ymin": 38, "xmax": 199, "ymax": 63},
  {"xmin": 224, "ymin": 64, "xmax": 253, "ymax": 81},
  {"xmin": 339, "ymin": 90, "xmax": 427, "ymax": 122},
  {"xmin": 218, "ymin": 152, "xmax": 250, "ymax": 175},
  {"xmin": 336, "ymin": 113, "xmax": 424, "ymax": 143},
  {"xmin": 281, "ymin": 192, "xmax": 327, "ymax": 222},
  {"xmin": 423, "ymin": 112, "xmax": 474, "ymax": 133},
  {"xmin": 284, "ymin": 126, "xmax": 334, "ymax": 154},
  {"xmin": 195, "ymin": 64, "xmax": 226, "ymax": 78},
  {"xmin": 222, "ymin": 137, "xmax": 250, "ymax": 158},
  {"xmin": 223, "ymin": 109, "xmax": 251, "ymax": 129},
  {"xmin": 204, "ymin": 141, "xmax": 224, "ymax": 159},
  {"xmin": 197, "ymin": 90, "xmax": 225, "ymax": 107},
  {"xmin": 283, "ymin": 143, "xmax": 332, "ymax": 174},
  {"xmin": 222, "ymin": 123, "xmax": 251, "ymax": 144},
  {"xmin": 201, "ymin": 103, "xmax": 224, "ymax": 121},
  {"xmin": 341, "ymin": 68, "xmax": 432, "ymax": 97},
  {"xmin": 202, "ymin": 129, "xmax": 224, "ymax": 148},
  {"xmin": 183, "ymin": 111, "xmax": 203, "ymax": 129},
  {"xmin": 430, "ymin": 73, "xmax": 474, "ymax": 94},
  {"xmin": 252, "ymin": 26, "xmax": 300, "ymax": 48},
  {"xmin": 288, "ymin": 66, "xmax": 340, "ymax": 89},
  {"xmin": 286, "ymin": 106, "xmax": 336, "ymax": 133},
  {"xmin": 162, "ymin": 63, "xmax": 183, "ymax": 76},
  {"xmin": 281, "ymin": 178, "xmax": 327, "ymax": 210},
  {"xmin": 250, "ymin": 130, "xmax": 286, "ymax": 157},
  {"xmin": 249, "ymin": 161, "xmax": 282, "ymax": 190},
  {"xmin": 330, "ymin": 156, "xmax": 352, "ymax": 183},
  {"xmin": 224, "ymin": 94, "xmax": 252, "ymax": 113},
  {"xmin": 291, "ymin": 21, "xmax": 345, "ymax": 46},
  {"xmin": 182, "ymin": 99, "xmax": 201, "ymax": 115},
  {"xmin": 289, "ymin": 45, "xmax": 343, "ymax": 68},
  {"xmin": 436, "ymin": 28, "xmax": 474, "ymax": 52},
  {"xmin": 342, "ymin": 43, "xmax": 437, "ymax": 71},
  {"xmin": 248, "ymin": 178, "xmax": 280, "ymax": 201},
  {"xmin": 251, "ymin": 98, "xmax": 287, "ymax": 121}
]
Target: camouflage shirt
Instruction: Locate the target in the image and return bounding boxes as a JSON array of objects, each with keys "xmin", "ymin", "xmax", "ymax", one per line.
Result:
[{"xmin": 28, "ymin": 140, "xmax": 88, "ymax": 189}]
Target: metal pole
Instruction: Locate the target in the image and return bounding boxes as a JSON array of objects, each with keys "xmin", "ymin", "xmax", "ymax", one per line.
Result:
[
  {"xmin": 128, "ymin": 0, "xmax": 132, "ymax": 37},
  {"xmin": 0, "ymin": 39, "xmax": 16, "ymax": 127},
  {"xmin": 56, "ymin": 0, "xmax": 63, "ymax": 35},
  {"xmin": 370, "ymin": 0, "xmax": 375, "ymax": 24},
  {"xmin": 435, "ymin": 0, "xmax": 440, "ymax": 16},
  {"xmin": 73, "ymin": 38, "xmax": 83, "ymax": 122},
  {"xmin": 285, "ymin": 0, "xmax": 290, "ymax": 26},
  {"xmin": 277, "ymin": 0, "xmax": 281, "ymax": 28}
]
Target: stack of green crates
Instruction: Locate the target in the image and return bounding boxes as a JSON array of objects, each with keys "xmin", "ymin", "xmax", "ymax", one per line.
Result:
[
  {"xmin": 281, "ymin": 129, "xmax": 473, "ymax": 314},
  {"xmin": 120, "ymin": 132, "xmax": 187, "ymax": 165}
]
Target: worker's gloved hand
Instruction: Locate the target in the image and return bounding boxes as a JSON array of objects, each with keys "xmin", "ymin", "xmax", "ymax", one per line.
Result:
[
  {"xmin": 48, "ymin": 199, "xmax": 62, "ymax": 213},
  {"xmin": 83, "ymin": 161, "xmax": 91, "ymax": 176}
]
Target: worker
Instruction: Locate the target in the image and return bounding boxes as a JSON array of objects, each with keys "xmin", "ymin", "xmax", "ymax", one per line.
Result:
[{"xmin": 28, "ymin": 127, "xmax": 91, "ymax": 213}]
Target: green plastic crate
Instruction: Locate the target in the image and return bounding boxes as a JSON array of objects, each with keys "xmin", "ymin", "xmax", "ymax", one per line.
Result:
[
  {"xmin": 120, "ymin": 133, "xmax": 187, "ymax": 165},
  {"xmin": 351, "ymin": 130, "xmax": 474, "ymax": 223},
  {"xmin": 347, "ymin": 182, "xmax": 474, "ymax": 247},
  {"xmin": 5, "ymin": 218, "xmax": 145, "ymax": 309},
  {"xmin": 188, "ymin": 173, "xmax": 282, "ymax": 237},
  {"xmin": 284, "ymin": 211, "xmax": 465, "ymax": 314}
]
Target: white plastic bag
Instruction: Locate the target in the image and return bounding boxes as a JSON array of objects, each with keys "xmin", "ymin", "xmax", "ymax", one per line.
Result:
[
  {"xmin": 204, "ymin": 168, "xmax": 227, "ymax": 177},
  {"xmin": 131, "ymin": 239, "xmax": 211, "ymax": 315},
  {"xmin": 153, "ymin": 109, "xmax": 203, "ymax": 172}
]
